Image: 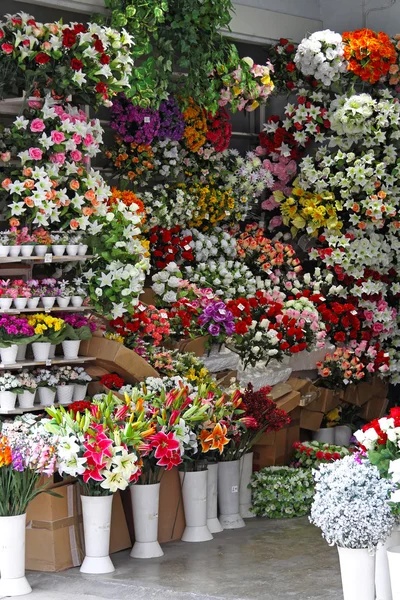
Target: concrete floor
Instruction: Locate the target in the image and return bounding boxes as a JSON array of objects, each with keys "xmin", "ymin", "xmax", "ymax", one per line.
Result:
[{"xmin": 23, "ymin": 518, "xmax": 342, "ymax": 600}]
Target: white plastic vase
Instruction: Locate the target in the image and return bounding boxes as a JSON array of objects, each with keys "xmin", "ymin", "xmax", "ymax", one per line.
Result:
[
  {"xmin": 0, "ymin": 514, "xmax": 32, "ymax": 597},
  {"xmin": 51, "ymin": 245, "xmax": 66, "ymax": 257},
  {"xmin": 334, "ymin": 426, "xmax": 352, "ymax": 447},
  {"xmin": 34, "ymin": 245, "xmax": 48, "ymax": 257},
  {"xmin": 32, "ymin": 342, "xmax": 51, "ymax": 362},
  {"xmin": 9, "ymin": 246, "xmax": 21, "ymax": 257},
  {"xmin": 18, "ymin": 390, "xmax": 36, "ymax": 409},
  {"xmin": 312, "ymin": 428, "xmax": 335, "ymax": 444},
  {"xmin": 0, "ymin": 391, "xmax": 17, "ymax": 411},
  {"xmin": 16, "ymin": 344, "xmax": 27, "ymax": 362},
  {"xmin": 0, "ymin": 245, "xmax": 9, "ymax": 257},
  {"xmin": 57, "ymin": 296, "xmax": 70, "ymax": 308},
  {"xmin": 38, "ymin": 388, "xmax": 56, "ymax": 406},
  {"xmin": 130, "ymin": 483, "xmax": 164, "ymax": 558},
  {"xmin": 337, "ymin": 546, "xmax": 375, "ymax": 600},
  {"xmin": 0, "ymin": 298, "xmax": 13, "ymax": 310},
  {"xmin": 41, "ymin": 297, "xmax": 55, "ymax": 309},
  {"xmin": 27, "ymin": 297, "xmax": 39, "ymax": 309},
  {"xmin": 73, "ymin": 383, "xmax": 88, "ymax": 401},
  {"xmin": 20, "ymin": 246, "xmax": 34, "ymax": 257},
  {"xmin": 66, "ymin": 244, "xmax": 79, "ymax": 256},
  {"xmin": 376, "ymin": 527, "xmax": 400, "ymax": 600},
  {"xmin": 56, "ymin": 385, "xmax": 74, "ymax": 405},
  {"xmin": 62, "ymin": 340, "xmax": 81, "ymax": 360},
  {"xmin": 0, "ymin": 344, "xmax": 18, "ymax": 365},
  {"xmin": 49, "ymin": 344, "xmax": 56, "ymax": 359},
  {"xmin": 179, "ymin": 470, "xmax": 213, "ymax": 542},
  {"xmin": 13, "ymin": 298, "xmax": 27, "ymax": 310},
  {"xmin": 78, "ymin": 244, "xmax": 88, "ymax": 256},
  {"xmin": 239, "ymin": 452, "xmax": 255, "ymax": 519},
  {"xmin": 71, "ymin": 296, "xmax": 83, "ymax": 307},
  {"xmin": 387, "ymin": 546, "xmax": 400, "ymax": 600},
  {"xmin": 80, "ymin": 495, "xmax": 115, "ymax": 574},
  {"xmin": 206, "ymin": 463, "xmax": 223, "ymax": 534},
  {"xmin": 218, "ymin": 460, "xmax": 245, "ymax": 529}
]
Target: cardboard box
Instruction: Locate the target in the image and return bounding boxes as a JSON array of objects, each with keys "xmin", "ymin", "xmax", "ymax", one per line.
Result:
[
  {"xmin": 300, "ymin": 409, "xmax": 324, "ymax": 432},
  {"xmin": 360, "ymin": 396, "xmax": 389, "ymax": 421},
  {"xmin": 80, "ymin": 338, "xmax": 160, "ymax": 383}
]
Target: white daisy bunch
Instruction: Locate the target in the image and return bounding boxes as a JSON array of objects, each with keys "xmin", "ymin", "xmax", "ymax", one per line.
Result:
[{"xmin": 294, "ymin": 29, "xmax": 347, "ymax": 87}]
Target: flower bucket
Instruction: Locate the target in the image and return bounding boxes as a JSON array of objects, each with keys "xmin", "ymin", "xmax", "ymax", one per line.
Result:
[
  {"xmin": 206, "ymin": 463, "xmax": 223, "ymax": 534},
  {"xmin": 56, "ymin": 385, "xmax": 74, "ymax": 406},
  {"xmin": 0, "ymin": 514, "xmax": 32, "ymax": 597},
  {"xmin": 18, "ymin": 390, "xmax": 36, "ymax": 409},
  {"xmin": 66, "ymin": 244, "xmax": 79, "ymax": 256},
  {"xmin": 13, "ymin": 298, "xmax": 27, "ymax": 310},
  {"xmin": 0, "ymin": 245, "xmax": 9, "ymax": 257},
  {"xmin": 41, "ymin": 297, "xmax": 55, "ymax": 309},
  {"xmin": 239, "ymin": 452, "xmax": 255, "ymax": 519},
  {"xmin": 218, "ymin": 460, "xmax": 245, "ymax": 529},
  {"xmin": 337, "ymin": 546, "xmax": 375, "ymax": 600},
  {"xmin": 179, "ymin": 470, "xmax": 213, "ymax": 542},
  {"xmin": 130, "ymin": 483, "xmax": 164, "ymax": 559},
  {"xmin": 51, "ymin": 245, "xmax": 66, "ymax": 257},
  {"xmin": 387, "ymin": 546, "xmax": 400, "ymax": 600},
  {"xmin": 35, "ymin": 245, "xmax": 48, "ymax": 257},
  {"xmin": 71, "ymin": 296, "xmax": 84, "ymax": 307},
  {"xmin": 62, "ymin": 340, "xmax": 81, "ymax": 360},
  {"xmin": 0, "ymin": 298, "xmax": 13, "ymax": 310},
  {"xmin": 57, "ymin": 296, "xmax": 70, "ymax": 308},
  {"xmin": 0, "ymin": 391, "xmax": 17, "ymax": 411},
  {"xmin": 0, "ymin": 344, "xmax": 18, "ymax": 365},
  {"xmin": 27, "ymin": 297, "xmax": 39, "ymax": 309},
  {"xmin": 334, "ymin": 426, "xmax": 352, "ymax": 447},
  {"xmin": 80, "ymin": 495, "xmax": 115, "ymax": 574},
  {"xmin": 312, "ymin": 428, "xmax": 335, "ymax": 444},
  {"xmin": 16, "ymin": 344, "xmax": 27, "ymax": 361},
  {"xmin": 78, "ymin": 244, "xmax": 88, "ymax": 256},
  {"xmin": 38, "ymin": 387, "xmax": 56, "ymax": 407},
  {"xmin": 376, "ymin": 526, "xmax": 400, "ymax": 600},
  {"xmin": 32, "ymin": 342, "xmax": 51, "ymax": 362},
  {"xmin": 49, "ymin": 344, "xmax": 56, "ymax": 359},
  {"xmin": 73, "ymin": 383, "xmax": 88, "ymax": 401},
  {"xmin": 20, "ymin": 245, "xmax": 34, "ymax": 257},
  {"xmin": 9, "ymin": 246, "xmax": 21, "ymax": 257}
]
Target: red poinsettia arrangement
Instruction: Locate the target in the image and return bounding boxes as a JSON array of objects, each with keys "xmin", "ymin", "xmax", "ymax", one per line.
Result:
[
  {"xmin": 205, "ymin": 107, "xmax": 232, "ymax": 152},
  {"xmin": 149, "ymin": 225, "xmax": 194, "ymax": 269}
]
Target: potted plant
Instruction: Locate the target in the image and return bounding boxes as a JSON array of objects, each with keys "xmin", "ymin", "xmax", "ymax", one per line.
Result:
[
  {"xmin": 310, "ymin": 455, "xmax": 395, "ymax": 600},
  {"xmin": 51, "ymin": 232, "xmax": 69, "ymax": 257},
  {"xmin": 0, "ymin": 372, "xmax": 22, "ymax": 410},
  {"xmin": 34, "ymin": 368, "xmax": 58, "ymax": 406},
  {"xmin": 16, "ymin": 228, "xmax": 35, "ymax": 258},
  {"xmin": 27, "ymin": 313, "xmax": 66, "ymax": 362},
  {"xmin": 0, "ymin": 315, "xmax": 37, "ymax": 365},
  {"xmin": 0, "ymin": 418, "xmax": 57, "ymax": 596},
  {"xmin": 57, "ymin": 280, "xmax": 74, "ymax": 308},
  {"xmin": 72, "ymin": 367, "xmax": 92, "ymax": 401},
  {"xmin": 0, "ymin": 232, "xmax": 10, "ymax": 257},
  {"xmin": 11, "ymin": 280, "xmax": 31, "ymax": 310},
  {"xmin": 17, "ymin": 369, "xmax": 38, "ymax": 409},
  {"xmin": 59, "ymin": 313, "xmax": 96, "ymax": 359},
  {"xmin": 32, "ymin": 228, "xmax": 51, "ymax": 257}
]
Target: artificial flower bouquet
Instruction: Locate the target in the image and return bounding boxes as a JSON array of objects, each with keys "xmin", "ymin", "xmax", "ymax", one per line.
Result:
[{"xmin": 291, "ymin": 441, "xmax": 352, "ymax": 469}]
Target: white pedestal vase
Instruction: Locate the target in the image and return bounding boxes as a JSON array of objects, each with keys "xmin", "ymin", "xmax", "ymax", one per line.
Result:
[
  {"xmin": 34, "ymin": 245, "xmax": 48, "ymax": 257},
  {"xmin": 41, "ymin": 297, "xmax": 55, "ymax": 310},
  {"xmin": 80, "ymin": 495, "xmax": 115, "ymax": 574},
  {"xmin": 49, "ymin": 344, "xmax": 56, "ymax": 359},
  {"xmin": 57, "ymin": 296, "xmax": 71, "ymax": 308},
  {"xmin": 337, "ymin": 546, "xmax": 375, "ymax": 600},
  {"xmin": 334, "ymin": 426, "xmax": 352, "ymax": 447},
  {"xmin": 218, "ymin": 460, "xmax": 245, "ymax": 529},
  {"xmin": 20, "ymin": 245, "xmax": 34, "ymax": 258},
  {"xmin": 73, "ymin": 383, "xmax": 88, "ymax": 401},
  {"xmin": 312, "ymin": 428, "xmax": 335, "ymax": 444},
  {"xmin": 387, "ymin": 546, "xmax": 400, "ymax": 600},
  {"xmin": 38, "ymin": 388, "xmax": 56, "ymax": 407},
  {"xmin": 0, "ymin": 344, "xmax": 18, "ymax": 365},
  {"xmin": 9, "ymin": 246, "xmax": 21, "ymax": 257},
  {"xmin": 0, "ymin": 391, "xmax": 17, "ymax": 411},
  {"xmin": 32, "ymin": 342, "xmax": 51, "ymax": 362},
  {"xmin": 239, "ymin": 452, "xmax": 255, "ymax": 519},
  {"xmin": 66, "ymin": 244, "xmax": 79, "ymax": 256},
  {"xmin": 14, "ymin": 298, "xmax": 27, "ymax": 310},
  {"xmin": 56, "ymin": 385, "xmax": 74, "ymax": 405},
  {"xmin": 376, "ymin": 527, "xmax": 400, "ymax": 600},
  {"xmin": 71, "ymin": 296, "xmax": 83, "ymax": 307},
  {"xmin": 0, "ymin": 514, "xmax": 31, "ymax": 597},
  {"xmin": 206, "ymin": 463, "xmax": 223, "ymax": 534},
  {"xmin": 78, "ymin": 244, "xmax": 88, "ymax": 256},
  {"xmin": 51, "ymin": 245, "xmax": 66, "ymax": 257},
  {"xmin": 0, "ymin": 245, "xmax": 9, "ymax": 257},
  {"xmin": 0, "ymin": 298, "xmax": 13, "ymax": 310},
  {"xmin": 179, "ymin": 470, "xmax": 213, "ymax": 542},
  {"xmin": 27, "ymin": 297, "xmax": 39, "ymax": 309},
  {"xmin": 62, "ymin": 340, "xmax": 81, "ymax": 360},
  {"xmin": 18, "ymin": 390, "xmax": 36, "ymax": 409},
  {"xmin": 130, "ymin": 483, "xmax": 164, "ymax": 558}
]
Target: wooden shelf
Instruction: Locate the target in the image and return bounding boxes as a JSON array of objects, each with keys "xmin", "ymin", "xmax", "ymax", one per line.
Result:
[
  {"xmin": 0, "ymin": 402, "xmax": 80, "ymax": 416},
  {"xmin": 0, "ymin": 356, "xmax": 96, "ymax": 370},
  {"xmin": 0, "ymin": 255, "xmax": 93, "ymax": 264},
  {"xmin": 0, "ymin": 306, "xmax": 94, "ymax": 314}
]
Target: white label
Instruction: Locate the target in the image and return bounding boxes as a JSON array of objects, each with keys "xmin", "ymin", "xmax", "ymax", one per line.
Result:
[
  {"xmin": 44, "ymin": 253, "xmax": 53, "ymax": 263},
  {"xmin": 144, "ymin": 117, "xmax": 151, "ymax": 123},
  {"xmin": 46, "ymin": 359, "xmax": 52, "ymax": 366},
  {"xmin": 231, "ymin": 486, "xmax": 238, "ymax": 493}
]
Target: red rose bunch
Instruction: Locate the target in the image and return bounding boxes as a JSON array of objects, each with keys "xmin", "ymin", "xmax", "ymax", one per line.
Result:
[
  {"xmin": 205, "ymin": 107, "xmax": 232, "ymax": 152},
  {"xmin": 100, "ymin": 373, "xmax": 125, "ymax": 391},
  {"xmin": 110, "ymin": 304, "xmax": 171, "ymax": 350},
  {"xmin": 148, "ymin": 226, "xmax": 194, "ymax": 269}
]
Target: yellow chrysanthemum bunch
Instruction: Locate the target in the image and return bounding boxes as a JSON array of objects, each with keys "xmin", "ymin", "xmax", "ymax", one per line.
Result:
[
  {"xmin": 27, "ymin": 313, "xmax": 65, "ymax": 336},
  {"xmin": 188, "ymin": 183, "xmax": 235, "ymax": 230}
]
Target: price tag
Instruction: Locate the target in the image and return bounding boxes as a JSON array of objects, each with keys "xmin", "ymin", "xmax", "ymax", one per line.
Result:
[
  {"xmin": 46, "ymin": 359, "xmax": 52, "ymax": 367},
  {"xmin": 44, "ymin": 253, "xmax": 53, "ymax": 263},
  {"xmin": 144, "ymin": 117, "xmax": 151, "ymax": 123}
]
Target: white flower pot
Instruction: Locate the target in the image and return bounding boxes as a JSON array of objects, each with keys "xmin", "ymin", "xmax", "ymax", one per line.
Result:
[
  {"xmin": 377, "ymin": 526, "xmax": 400, "ymax": 600},
  {"xmin": 0, "ymin": 344, "xmax": 18, "ymax": 365},
  {"xmin": 52, "ymin": 245, "xmax": 66, "ymax": 257},
  {"xmin": 18, "ymin": 390, "xmax": 36, "ymax": 409},
  {"xmin": 38, "ymin": 387, "xmax": 56, "ymax": 406},
  {"xmin": 66, "ymin": 244, "xmax": 79, "ymax": 256},
  {"xmin": 62, "ymin": 339, "xmax": 81, "ymax": 360},
  {"xmin": 49, "ymin": 344, "xmax": 56, "ymax": 359},
  {"xmin": 35, "ymin": 245, "xmax": 48, "ymax": 256},
  {"xmin": 78, "ymin": 244, "xmax": 88, "ymax": 256},
  {"xmin": 16, "ymin": 344, "xmax": 27, "ymax": 361},
  {"xmin": 57, "ymin": 296, "xmax": 71, "ymax": 308},
  {"xmin": 0, "ymin": 245, "xmax": 9, "ymax": 257},
  {"xmin": 80, "ymin": 495, "xmax": 115, "ymax": 574},
  {"xmin": 13, "ymin": 298, "xmax": 27, "ymax": 310},
  {"xmin": 387, "ymin": 545, "xmax": 400, "ymax": 600},
  {"xmin": 334, "ymin": 425, "xmax": 352, "ymax": 447},
  {"xmin": 73, "ymin": 383, "xmax": 88, "ymax": 401},
  {"xmin": 71, "ymin": 296, "xmax": 83, "ymax": 307},
  {"xmin": 0, "ymin": 514, "xmax": 32, "ymax": 597},
  {"xmin": 27, "ymin": 297, "xmax": 39, "ymax": 309},
  {"xmin": 130, "ymin": 483, "xmax": 164, "ymax": 558},
  {"xmin": 20, "ymin": 245, "xmax": 34, "ymax": 257},
  {"xmin": 239, "ymin": 452, "xmax": 255, "ymax": 519},
  {"xmin": 337, "ymin": 546, "xmax": 375, "ymax": 600},
  {"xmin": 0, "ymin": 298, "xmax": 13, "ymax": 310},
  {"xmin": 41, "ymin": 297, "xmax": 55, "ymax": 309},
  {"xmin": 56, "ymin": 384, "xmax": 74, "ymax": 405},
  {"xmin": 0, "ymin": 391, "xmax": 17, "ymax": 411},
  {"xmin": 9, "ymin": 246, "xmax": 21, "ymax": 257},
  {"xmin": 312, "ymin": 428, "xmax": 335, "ymax": 444},
  {"xmin": 32, "ymin": 342, "xmax": 51, "ymax": 362},
  {"xmin": 218, "ymin": 460, "xmax": 245, "ymax": 529},
  {"xmin": 206, "ymin": 463, "xmax": 223, "ymax": 534},
  {"xmin": 179, "ymin": 470, "xmax": 213, "ymax": 542}
]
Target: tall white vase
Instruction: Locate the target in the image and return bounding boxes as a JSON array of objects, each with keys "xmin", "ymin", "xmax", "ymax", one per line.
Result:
[
  {"xmin": 62, "ymin": 340, "xmax": 81, "ymax": 360},
  {"xmin": 206, "ymin": 463, "xmax": 223, "ymax": 534},
  {"xmin": 337, "ymin": 546, "xmax": 375, "ymax": 600},
  {"xmin": 179, "ymin": 470, "xmax": 213, "ymax": 542},
  {"xmin": 0, "ymin": 513, "xmax": 32, "ymax": 597},
  {"xmin": 218, "ymin": 460, "xmax": 245, "ymax": 529},
  {"xmin": 239, "ymin": 452, "xmax": 255, "ymax": 518},
  {"xmin": 80, "ymin": 495, "xmax": 115, "ymax": 574},
  {"xmin": 376, "ymin": 526, "xmax": 400, "ymax": 600},
  {"xmin": 130, "ymin": 483, "xmax": 164, "ymax": 559},
  {"xmin": 388, "ymin": 546, "xmax": 400, "ymax": 600}
]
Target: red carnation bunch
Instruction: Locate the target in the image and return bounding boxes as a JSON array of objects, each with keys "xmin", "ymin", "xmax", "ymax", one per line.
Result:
[
  {"xmin": 148, "ymin": 225, "xmax": 194, "ymax": 269},
  {"xmin": 205, "ymin": 107, "xmax": 232, "ymax": 152},
  {"xmin": 110, "ymin": 304, "xmax": 171, "ymax": 349},
  {"xmin": 100, "ymin": 373, "xmax": 125, "ymax": 391}
]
